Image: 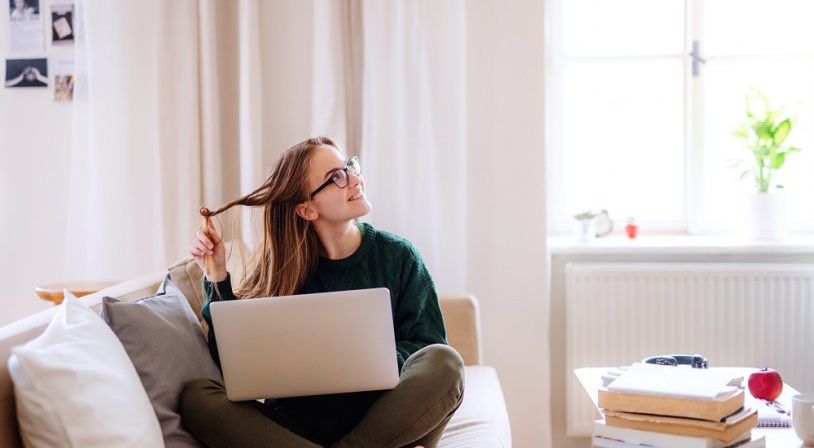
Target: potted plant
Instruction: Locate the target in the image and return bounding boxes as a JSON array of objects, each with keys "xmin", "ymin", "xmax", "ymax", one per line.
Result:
[
  {"xmin": 733, "ymin": 88, "xmax": 802, "ymax": 193},
  {"xmin": 732, "ymin": 88, "xmax": 802, "ymax": 238}
]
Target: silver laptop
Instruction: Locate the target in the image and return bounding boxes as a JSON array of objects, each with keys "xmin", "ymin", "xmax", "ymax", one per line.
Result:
[{"xmin": 209, "ymin": 287, "xmax": 399, "ymax": 401}]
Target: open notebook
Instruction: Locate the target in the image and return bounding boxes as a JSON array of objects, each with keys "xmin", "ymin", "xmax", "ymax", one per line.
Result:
[
  {"xmin": 607, "ymin": 363, "xmax": 742, "ymax": 399},
  {"xmin": 746, "ymin": 393, "xmax": 792, "ymax": 427}
]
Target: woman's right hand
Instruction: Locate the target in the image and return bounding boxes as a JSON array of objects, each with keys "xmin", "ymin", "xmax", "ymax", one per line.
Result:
[{"xmin": 190, "ymin": 219, "xmax": 227, "ymax": 282}]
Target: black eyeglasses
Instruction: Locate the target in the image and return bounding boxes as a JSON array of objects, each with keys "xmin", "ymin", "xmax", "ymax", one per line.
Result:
[{"xmin": 309, "ymin": 156, "xmax": 362, "ymax": 198}]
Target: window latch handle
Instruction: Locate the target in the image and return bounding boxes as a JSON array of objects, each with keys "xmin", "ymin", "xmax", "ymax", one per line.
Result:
[{"xmin": 689, "ymin": 40, "xmax": 707, "ymax": 77}]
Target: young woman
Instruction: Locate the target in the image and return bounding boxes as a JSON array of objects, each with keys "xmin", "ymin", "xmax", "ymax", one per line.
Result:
[{"xmin": 181, "ymin": 136, "xmax": 464, "ymax": 448}]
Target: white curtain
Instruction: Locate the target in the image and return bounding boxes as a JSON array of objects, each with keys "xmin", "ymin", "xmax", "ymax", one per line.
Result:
[
  {"xmin": 310, "ymin": 1, "xmax": 468, "ymax": 294},
  {"xmin": 68, "ymin": 0, "xmax": 466, "ymax": 293},
  {"xmin": 66, "ymin": 0, "xmax": 203, "ymax": 280},
  {"xmin": 359, "ymin": 1, "xmax": 467, "ymax": 295},
  {"xmin": 66, "ymin": 0, "xmax": 262, "ymax": 279}
]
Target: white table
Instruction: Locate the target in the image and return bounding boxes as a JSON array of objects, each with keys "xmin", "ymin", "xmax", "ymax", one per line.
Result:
[{"xmin": 574, "ymin": 367, "xmax": 806, "ymax": 448}]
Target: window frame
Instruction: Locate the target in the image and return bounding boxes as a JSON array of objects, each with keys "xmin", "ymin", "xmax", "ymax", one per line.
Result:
[{"xmin": 545, "ymin": 0, "xmax": 814, "ymax": 236}]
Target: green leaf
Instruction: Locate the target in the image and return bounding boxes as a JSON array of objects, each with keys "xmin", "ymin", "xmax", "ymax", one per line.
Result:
[
  {"xmin": 772, "ymin": 118, "xmax": 792, "ymax": 146},
  {"xmin": 772, "ymin": 151, "xmax": 786, "ymax": 170},
  {"xmin": 755, "ymin": 121, "xmax": 773, "ymax": 142},
  {"xmin": 745, "ymin": 88, "xmax": 769, "ymax": 121}
]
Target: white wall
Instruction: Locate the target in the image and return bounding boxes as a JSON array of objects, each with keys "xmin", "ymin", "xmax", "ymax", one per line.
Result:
[
  {"xmin": 0, "ymin": 4, "xmax": 74, "ymax": 324},
  {"xmin": 466, "ymin": 1, "xmax": 550, "ymax": 447}
]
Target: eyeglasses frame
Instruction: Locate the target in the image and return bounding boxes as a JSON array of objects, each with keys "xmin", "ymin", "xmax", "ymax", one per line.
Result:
[{"xmin": 308, "ymin": 156, "xmax": 362, "ymax": 199}]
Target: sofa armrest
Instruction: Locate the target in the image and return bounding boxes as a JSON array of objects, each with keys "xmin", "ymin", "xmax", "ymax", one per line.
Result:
[{"xmin": 439, "ymin": 294, "xmax": 483, "ymax": 366}]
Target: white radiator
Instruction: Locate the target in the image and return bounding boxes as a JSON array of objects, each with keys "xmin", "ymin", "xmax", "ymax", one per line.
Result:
[{"xmin": 565, "ymin": 262, "xmax": 814, "ymax": 436}]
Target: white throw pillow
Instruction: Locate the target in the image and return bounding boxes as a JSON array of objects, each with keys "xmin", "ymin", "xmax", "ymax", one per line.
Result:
[{"xmin": 7, "ymin": 292, "xmax": 164, "ymax": 448}]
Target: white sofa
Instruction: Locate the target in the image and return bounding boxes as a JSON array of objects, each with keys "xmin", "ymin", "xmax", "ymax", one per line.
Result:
[{"xmin": 0, "ymin": 257, "xmax": 511, "ymax": 447}]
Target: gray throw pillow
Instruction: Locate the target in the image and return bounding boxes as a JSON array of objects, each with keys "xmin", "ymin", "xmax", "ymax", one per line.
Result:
[{"xmin": 101, "ymin": 274, "xmax": 222, "ymax": 448}]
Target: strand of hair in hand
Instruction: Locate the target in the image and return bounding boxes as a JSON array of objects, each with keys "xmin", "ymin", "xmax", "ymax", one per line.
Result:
[{"xmin": 200, "ymin": 207, "xmax": 223, "ymax": 298}]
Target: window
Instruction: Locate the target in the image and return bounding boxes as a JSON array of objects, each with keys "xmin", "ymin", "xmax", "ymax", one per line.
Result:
[{"xmin": 547, "ymin": 0, "xmax": 814, "ymax": 235}]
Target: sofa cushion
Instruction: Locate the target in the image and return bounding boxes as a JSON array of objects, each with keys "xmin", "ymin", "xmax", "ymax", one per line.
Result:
[
  {"xmin": 439, "ymin": 366, "xmax": 512, "ymax": 448},
  {"xmin": 167, "ymin": 257, "xmax": 207, "ymax": 321},
  {"xmin": 7, "ymin": 292, "xmax": 164, "ymax": 448},
  {"xmin": 101, "ymin": 275, "xmax": 223, "ymax": 448}
]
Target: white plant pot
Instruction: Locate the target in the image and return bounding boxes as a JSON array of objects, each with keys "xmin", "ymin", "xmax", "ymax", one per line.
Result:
[{"xmin": 744, "ymin": 193, "xmax": 788, "ymax": 240}]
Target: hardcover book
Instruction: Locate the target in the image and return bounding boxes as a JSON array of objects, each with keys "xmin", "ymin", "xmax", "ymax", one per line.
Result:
[
  {"xmin": 598, "ymin": 363, "xmax": 745, "ymax": 421},
  {"xmin": 598, "ymin": 387, "xmax": 745, "ymax": 422},
  {"xmin": 602, "ymin": 407, "xmax": 757, "ymax": 444}
]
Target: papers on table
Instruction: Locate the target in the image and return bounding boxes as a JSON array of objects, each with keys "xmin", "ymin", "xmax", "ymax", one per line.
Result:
[{"xmin": 607, "ymin": 363, "xmax": 742, "ymax": 400}]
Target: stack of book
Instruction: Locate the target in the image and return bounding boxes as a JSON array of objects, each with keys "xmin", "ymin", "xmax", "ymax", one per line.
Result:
[{"xmin": 593, "ymin": 363, "xmax": 765, "ymax": 448}]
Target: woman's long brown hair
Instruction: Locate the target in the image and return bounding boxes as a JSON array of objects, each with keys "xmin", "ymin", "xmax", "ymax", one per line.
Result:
[{"xmin": 201, "ymin": 136, "xmax": 342, "ymax": 298}]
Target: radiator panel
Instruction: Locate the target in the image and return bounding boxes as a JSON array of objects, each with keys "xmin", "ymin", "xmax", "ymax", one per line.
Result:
[{"xmin": 565, "ymin": 263, "xmax": 814, "ymax": 436}]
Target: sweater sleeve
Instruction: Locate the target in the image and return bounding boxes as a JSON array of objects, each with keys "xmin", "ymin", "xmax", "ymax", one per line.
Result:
[
  {"xmin": 201, "ymin": 273, "xmax": 237, "ymax": 368},
  {"xmin": 393, "ymin": 246, "xmax": 448, "ymax": 370}
]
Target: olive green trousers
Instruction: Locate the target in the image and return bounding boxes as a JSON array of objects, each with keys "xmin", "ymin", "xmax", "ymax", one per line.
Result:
[{"xmin": 180, "ymin": 344, "xmax": 465, "ymax": 448}]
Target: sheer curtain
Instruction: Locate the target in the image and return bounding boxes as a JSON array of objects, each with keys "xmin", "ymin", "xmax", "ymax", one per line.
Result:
[
  {"xmin": 67, "ymin": 0, "xmax": 466, "ymax": 294},
  {"xmin": 67, "ymin": 0, "xmax": 262, "ymax": 279},
  {"xmin": 310, "ymin": 1, "xmax": 468, "ymax": 294},
  {"xmin": 66, "ymin": 0, "xmax": 203, "ymax": 280},
  {"xmin": 358, "ymin": 2, "xmax": 468, "ymax": 295}
]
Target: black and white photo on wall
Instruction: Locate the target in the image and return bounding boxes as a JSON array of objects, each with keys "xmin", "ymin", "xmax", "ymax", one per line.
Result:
[
  {"xmin": 9, "ymin": 0, "xmax": 39, "ymax": 18},
  {"xmin": 5, "ymin": 58, "xmax": 47, "ymax": 88},
  {"xmin": 7, "ymin": 0, "xmax": 44, "ymax": 53}
]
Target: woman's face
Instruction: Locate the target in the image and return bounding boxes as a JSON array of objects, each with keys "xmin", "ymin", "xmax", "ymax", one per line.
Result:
[
  {"xmin": 14, "ymin": 0, "xmax": 25, "ymax": 10},
  {"xmin": 306, "ymin": 145, "xmax": 371, "ymax": 223}
]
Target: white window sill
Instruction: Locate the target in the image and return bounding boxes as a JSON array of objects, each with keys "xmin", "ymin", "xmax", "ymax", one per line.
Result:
[{"xmin": 548, "ymin": 234, "xmax": 814, "ymax": 255}]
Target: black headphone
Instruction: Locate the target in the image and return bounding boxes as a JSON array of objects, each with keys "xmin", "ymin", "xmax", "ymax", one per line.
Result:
[{"xmin": 642, "ymin": 354, "xmax": 708, "ymax": 369}]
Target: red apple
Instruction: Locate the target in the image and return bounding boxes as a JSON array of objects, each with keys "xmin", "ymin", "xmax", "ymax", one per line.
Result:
[{"xmin": 748, "ymin": 368, "xmax": 783, "ymax": 401}]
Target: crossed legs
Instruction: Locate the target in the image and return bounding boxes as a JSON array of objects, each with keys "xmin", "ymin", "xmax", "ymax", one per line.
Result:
[
  {"xmin": 180, "ymin": 344, "xmax": 465, "ymax": 448},
  {"xmin": 333, "ymin": 344, "xmax": 465, "ymax": 448}
]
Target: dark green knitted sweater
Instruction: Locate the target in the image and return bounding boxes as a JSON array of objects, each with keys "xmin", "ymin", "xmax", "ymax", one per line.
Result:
[{"xmin": 200, "ymin": 222, "xmax": 447, "ymax": 445}]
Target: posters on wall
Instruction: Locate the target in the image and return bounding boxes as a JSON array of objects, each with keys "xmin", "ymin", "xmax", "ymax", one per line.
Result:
[
  {"xmin": 50, "ymin": 2, "xmax": 74, "ymax": 100},
  {"xmin": 50, "ymin": 2, "xmax": 72, "ymax": 45},
  {"xmin": 4, "ymin": 57, "xmax": 47, "ymax": 87},
  {"xmin": 51, "ymin": 55, "xmax": 72, "ymax": 100},
  {"xmin": 5, "ymin": 0, "xmax": 74, "ymax": 99},
  {"xmin": 7, "ymin": 0, "xmax": 44, "ymax": 53}
]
